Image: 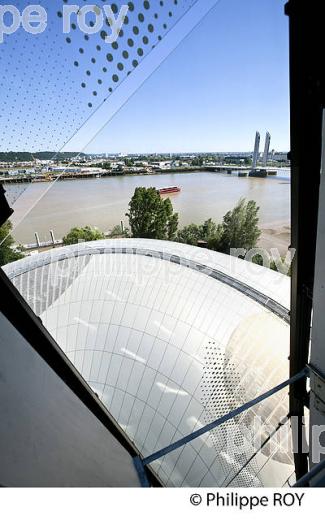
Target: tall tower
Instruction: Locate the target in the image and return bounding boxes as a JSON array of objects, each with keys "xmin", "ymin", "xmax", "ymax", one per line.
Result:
[
  {"xmin": 252, "ymin": 131, "xmax": 260, "ymax": 169},
  {"xmin": 263, "ymin": 132, "xmax": 271, "ymax": 167}
]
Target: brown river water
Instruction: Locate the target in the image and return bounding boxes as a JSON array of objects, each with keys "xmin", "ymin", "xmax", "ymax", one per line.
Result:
[{"xmin": 6, "ymin": 170, "xmax": 291, "ymax": 248}]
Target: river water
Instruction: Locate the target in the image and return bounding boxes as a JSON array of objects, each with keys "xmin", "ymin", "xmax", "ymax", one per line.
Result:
[{"xmin": 6, "ymin": 169, "xmax": 290, "ymax": 244}]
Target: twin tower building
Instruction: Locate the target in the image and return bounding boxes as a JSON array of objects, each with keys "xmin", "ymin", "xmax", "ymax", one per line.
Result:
[{"xmin": 252, "ymin": 131, "xmax": 271, "ymax": 169}]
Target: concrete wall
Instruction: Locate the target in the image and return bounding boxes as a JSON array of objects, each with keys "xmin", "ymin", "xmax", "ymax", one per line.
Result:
[{"xmin": 0, "ymin": 312, "xmax": 140, "ymax": 487}]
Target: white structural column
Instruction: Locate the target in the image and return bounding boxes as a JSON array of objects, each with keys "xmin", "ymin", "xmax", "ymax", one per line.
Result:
[
  {"xmin": 252, "ymin": 131, "xmax": 260, "ymax": 170},
  {"xmin": 263, "ymin": 132, "xmax": 271, "ymax": 167},
  {"xmin": 309, "ymin": 110, "xmax": 325, "ymax": 483}
]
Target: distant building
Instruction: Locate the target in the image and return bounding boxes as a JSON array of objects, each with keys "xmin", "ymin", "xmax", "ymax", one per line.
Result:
[
  {"xmin": 273, "ymin": 152, "xmax": 289, "ymax": 163},
  {"xmin": 49, "ymin": 167, "xmax": 81, "ymax": 173},
  {"xmin": 224, "ymin": 155, "xmax": 247, "ymax": 165},
  {"xmin": 151, "ymin": 161, "xmax": 172, "ymax": 170}
]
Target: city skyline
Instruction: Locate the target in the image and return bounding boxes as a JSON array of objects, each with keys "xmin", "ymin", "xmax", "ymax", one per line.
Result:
[{"xmin": 0, "ymin": 148, "xmax": 289, "ymax": 156}]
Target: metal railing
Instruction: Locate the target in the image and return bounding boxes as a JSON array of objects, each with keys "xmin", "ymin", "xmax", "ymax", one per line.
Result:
[
  {"xmin": 133, "ymin": 367, "xmax": 310, "ymax": 487},
  {"xmin": 294, "ymin": 458, "xmax": 325, "ymax": 487}
]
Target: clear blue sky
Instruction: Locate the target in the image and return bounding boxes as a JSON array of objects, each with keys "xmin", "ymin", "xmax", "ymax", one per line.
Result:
[
  {"xmin": 84, "ymin": 0, "xmax": 289, "ymax": 154},
  {"xmin": 1, "ymin": 0, "xmax": 289, "ymax": 154}
]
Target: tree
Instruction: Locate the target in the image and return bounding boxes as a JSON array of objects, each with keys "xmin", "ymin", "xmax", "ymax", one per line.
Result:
[
  {"xmin": 102, "ymin": 162, "xmax": 111, "ymax": 170},
  {"xmin": 219, "ymin": 198, "xmax": 261, "ymax": 253},
  {"xmin": 167, "ymin": 207, "xmax": 179, "ymax": 241},
  {"xmin": 0, "ymin": 221, "xmax": 24, "ymax": 266},
  {"xmin": 108, "ymin": 224, "xmax": 129, "ymax": 238},
  {"xmin": 177, "ymin": 218, "xmax": 222, "ymax": 248},
  {"xmin": 251, "ymin": 253, "xmax": 292, "ymax": 276},
  {"xmin": 202, "ymin": 218, "xmax": 223, "ymax": 248},
  {"xmin": 124, "ymin": 158, "xmax": 134, "ymax": 167},
  {"xmin": 62, "ymin": 226, "xmax": 105, "ymax": 245},
  {"xmin": 177, "ymin": 223, "xmax": 201, "ymax": 245},
  {"xmin": 191, "ymin": 156, "xmax": 204, "ymax": 167},
  {"xmin": 126, "ymin": 187, "xmax": 179, "ymax": 240}
]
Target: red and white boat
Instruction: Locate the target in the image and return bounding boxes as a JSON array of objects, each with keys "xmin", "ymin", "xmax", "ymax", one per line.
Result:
[{"xmin": 158, "ymin": 186, "xmax": 181, "ymax": 195}]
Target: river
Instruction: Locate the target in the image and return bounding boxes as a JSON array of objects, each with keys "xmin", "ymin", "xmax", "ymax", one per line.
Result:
[{"xmin": 5, "ymin": 169, "xmax": 291, "ymax": 246}]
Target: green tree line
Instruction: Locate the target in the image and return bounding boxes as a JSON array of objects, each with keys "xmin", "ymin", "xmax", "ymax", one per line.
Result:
[
  {"xmin": 0, "ymin": 221, "xmax": 24, "ymax": 266},
  {"xmin": 126, "ymin": 188, "xmax": 261, "ymax": 254},
  {"xmin": 60, "ymin": 188, "xmax": 261, "ymax": 255}
]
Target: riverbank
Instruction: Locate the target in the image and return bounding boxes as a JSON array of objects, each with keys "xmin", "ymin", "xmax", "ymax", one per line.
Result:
[
  {"xmin": 1, "ymin": 165, "xmax": 289, "ymax": 184},
  {"xmin": 259, "ymin": 223, "xmax": 291, "ymax": 256},
  {"xmin": 24, "ymin": 227, "xmax": 291, "ymax": 256}
]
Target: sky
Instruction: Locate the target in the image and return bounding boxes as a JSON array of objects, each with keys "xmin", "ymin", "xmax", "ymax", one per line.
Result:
[
  {"xmin": 86, "ymin": 0, "xmax": 290, "ymax": 154},
  {"xmin": 1, "ymin": 0, "xmax": 289, "ymax": 154}
]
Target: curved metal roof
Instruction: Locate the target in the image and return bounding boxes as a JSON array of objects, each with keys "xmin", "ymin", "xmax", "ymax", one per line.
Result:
[{"xmin": 4, "ymin": 239, "xmax": 293, "ymax": 487}]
